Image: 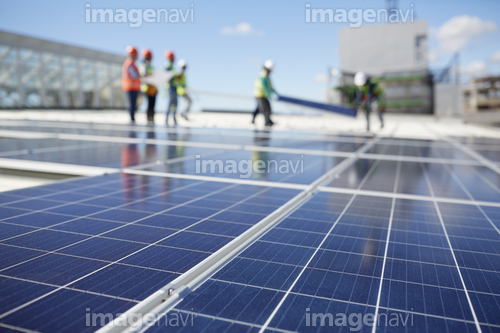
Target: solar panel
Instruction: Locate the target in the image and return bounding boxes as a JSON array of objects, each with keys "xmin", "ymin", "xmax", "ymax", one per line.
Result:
[
  {"xmin": 0, "ymin": 120, "xmax": 499, "ymax": 333},
  {"xmin": 142, "ymin": 150, "xmax": 345, "ymax": 185},
  {"xmin": 0, "ymin": 172, "xmax": 301, "ymax": 332},
  {"xmin": 326, "ymin": 159, "xmax": 500, "ymax": 203}
]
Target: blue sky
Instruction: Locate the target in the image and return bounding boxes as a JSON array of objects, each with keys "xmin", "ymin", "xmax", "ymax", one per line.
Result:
[{"xmin": 1, "ymin": 0, "xmax": 499, "ymax": 111}]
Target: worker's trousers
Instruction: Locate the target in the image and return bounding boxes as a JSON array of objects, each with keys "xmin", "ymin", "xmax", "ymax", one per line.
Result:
[
  {"xmin": 365, "ymin": 101, "xmax": 384, "ymax": 131},
  {"xmin": 256, "ymin": 97, "xmax": 272, "ymax": 125},
  {"xmin": 180, "ymin": 94, "xmax": 192, "ymax": 115},
  {"xmin": 166, "ymin": 86, "xmax": 178, "ymax": 125},
  {"xmin": 146, "ymin": 95, "xmax": 156, "ymax": 122},
  {"xmin": 251, "ymin": 105, "xmax": 259, "ymax": 122},
  {"xmin": 127, "ymin": 90, "xmax": 139, "ymax": 122}
]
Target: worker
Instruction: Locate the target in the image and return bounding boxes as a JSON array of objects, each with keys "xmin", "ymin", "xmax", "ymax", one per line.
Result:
[
  {"xmin": 122, "ymin": 46, "xmax": 141, "ymax": 124},
  {"xmin": 177, "ymin": 59, "xmax": 192, "ymax": 121},
  {"xmin": 253, "ymin": 60, "xmax": 277, "ymax": 126},
  {"xmin": 139, "ymin": 49, "xmax": 158, "ymax": 124},
  {"xmin": 164, "ymin": 50, "xmax": 180, "ymax": 126},
  {"xmin": 354, "ymin": 71, "xmax": 385, "ymax": 131}
]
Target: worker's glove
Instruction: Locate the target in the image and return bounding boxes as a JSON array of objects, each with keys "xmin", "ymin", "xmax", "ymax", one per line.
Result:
[{"xmin": 380, "ymin": 107, "xmax": 386, "ymax": 113}]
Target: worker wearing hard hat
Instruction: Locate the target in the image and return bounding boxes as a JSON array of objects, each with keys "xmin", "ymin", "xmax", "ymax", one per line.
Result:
[
  {"xmin": 177, "ymin": 60, "xmax": 192, "ymax": 121},
  {"xmin": 164, "ymin": 50, "xmax": 180, "ymax": 126},
  {"xmin": 122, "ymin": 46, "xmax": 141, "ymax": 124},
  {"xmin": 253, "ymin": 60, "xmax": 278, "ymax": 126},
  {"xmin": 354, "ymin": 71, "xmax": 385, "ymax": 131},
  {"xmin": 139, "ymin": 49, "xmax": 158, "ymax": 124}
]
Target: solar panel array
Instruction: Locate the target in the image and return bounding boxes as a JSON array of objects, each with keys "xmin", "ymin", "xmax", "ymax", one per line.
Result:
[{"xmin": 0, "ymin": 119, "xmax": 499, "ymax": 333}]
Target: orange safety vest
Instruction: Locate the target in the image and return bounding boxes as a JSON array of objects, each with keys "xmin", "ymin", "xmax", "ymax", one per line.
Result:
[{"xmin": 122, "ymin": 58, "xmax": 141, "ymax": 91}]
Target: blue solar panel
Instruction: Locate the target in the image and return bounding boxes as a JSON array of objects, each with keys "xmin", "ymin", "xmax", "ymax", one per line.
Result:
[
  {"xmin": 143, "ymin": 150, "xmax": 345, "ymax": 185},
  {"xmin": 0, "ymin": 138, "xmax": 115, "ymax": 158},
  {"xmin": 2, "ymin": 288, "xmax": 136, "ymax": 333},
  {"xmin": 364, "ymin": 140, "xmax": 477, "ymax": 161},
  {"xmin": 1, "ymin": 122, "xmax": 499, "ymax": 332},
  {"xmin": 5, "ymin": 142, "xmax": 217, "ymax": 169},
  {"xmin": 158, "ymin": 190, "xmax": 499, "ymax": 332},
  {"xmin": 0, "ymin": 120, "xmax": 371, "ymax": 149},
  {"xmin": 277, "ymin": 95, "xmax": 358, "ymax": 117},
  {"xmin": 327, "ymin": 159, "xmax": 500, "ymax": 203},
  {"xmin": 0, "ymin": 169, "xmax": 301, "ymax": 332}
]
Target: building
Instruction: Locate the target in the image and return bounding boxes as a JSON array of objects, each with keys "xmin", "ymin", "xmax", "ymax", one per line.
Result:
[
  {"xmin": 0, "ymin": 30, "xmax": 127, "ymax": 109},
  {"xmin": 462, "ymin": 76, "xmax": 500, "ymax": 124},
  {"xmin": 339, "ymin": 20, "xmax": 428, "ymax": 75},
  {"xmin": 337, "ymin": 21, "xmax": 434, "ymax": 114}
]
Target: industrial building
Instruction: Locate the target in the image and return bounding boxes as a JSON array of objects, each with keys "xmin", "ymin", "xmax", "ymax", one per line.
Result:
[
  {"xmin": 463, "ymin": 76, "xmax": 500, "ymax": 124},
  {"xmin": 0, "ymin": 30, "xmax": 126, "ymax": 109},
  {"xmin": 337, "ymin": 20, "xmax": 434, "ymax": 114}
]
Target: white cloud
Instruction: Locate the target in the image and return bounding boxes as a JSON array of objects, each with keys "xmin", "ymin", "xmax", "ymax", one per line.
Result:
[
  {"xmin": 435, "ymin": 15, "xmax": 497, "ymax": 53},
  {"xmin": 461, "ymin": 61, "xmax": 488, "ymax": 77},
  {"xmin": 490, "ymin": 51, "xmax": 500, "ymax": 63},
  {"xmin": 220, "ymin": 22, "xmax": 264, "ymax": 36},
  {"xmin": 314, "ymin": 73, "xmax": 329, "ymax": 84}
]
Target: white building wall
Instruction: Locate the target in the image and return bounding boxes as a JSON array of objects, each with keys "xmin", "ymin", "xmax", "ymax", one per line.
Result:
[
  {"xmin": 434, "ymin": 84, "xmax": 463, "ymax": 118},
  {"xmin": 339, "ymin": 21, "xmax": 428, "ymax": 75}
]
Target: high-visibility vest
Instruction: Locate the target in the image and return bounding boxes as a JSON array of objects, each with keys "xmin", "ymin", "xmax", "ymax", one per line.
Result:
[
  {"xmin": 177, "ymin": 72, "xmax": 187, "ymax": 96},
  {"xmin": 140, "ymin": 63, "xmax": 158, "ymax": 96},
  {"xmin": 358, "ymin": 79, "xmax": 385, "ymax": 108},
  {"xmin": 165, "ymin": 62, "xmax": 179, "ymax": 89},
  {"xmin": 254, "ymin": 70, "xmax": 273, "ymax": 98},
  {"xmin": 121, "ymin": 58, "xmax": 141, "ymax": 91}
]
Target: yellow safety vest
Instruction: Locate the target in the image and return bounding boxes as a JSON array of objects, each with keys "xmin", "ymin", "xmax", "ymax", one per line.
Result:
[
  {"xmin": 165, "ymin": 62, "xmax": 180, "ymax": 89},
  {"xmin": 140, "ymin": 63, "xmax": 157, "ymax": 96},
  {"xmin": 177, "ymin": 72, "xmax": 187, "ymax": 96},
  {"xmin": 254, "ymin": 70, "xmax": 273, "ymax": 98}
]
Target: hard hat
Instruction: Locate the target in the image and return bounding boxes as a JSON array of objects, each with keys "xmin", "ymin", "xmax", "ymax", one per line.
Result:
[
  {"xmin": 141, "ymin": 49, "xmax": 152, "ymax": 59},
  {"xmin": 126, "ymin": 45, "xmax": 138, "ymax": 57},
  {"xmin": 354, "ymin": 72, "xmax": 367, "ymax": 86},
  {"xmin": 264, "ymin": 60, "xmax": 274, "ymax": 70},
  {"xmin": 177, "ymin": 59, "xmax": 187, "ymax": 68},
  {"xmin": 164, "ymin": 50, "xmax": 175, "ymax": 61}
]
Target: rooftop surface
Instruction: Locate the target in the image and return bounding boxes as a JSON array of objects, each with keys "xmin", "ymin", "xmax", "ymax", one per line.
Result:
[{"xmin": 0, "ymin": 110, "xmax": 499, "ymax": 332}]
